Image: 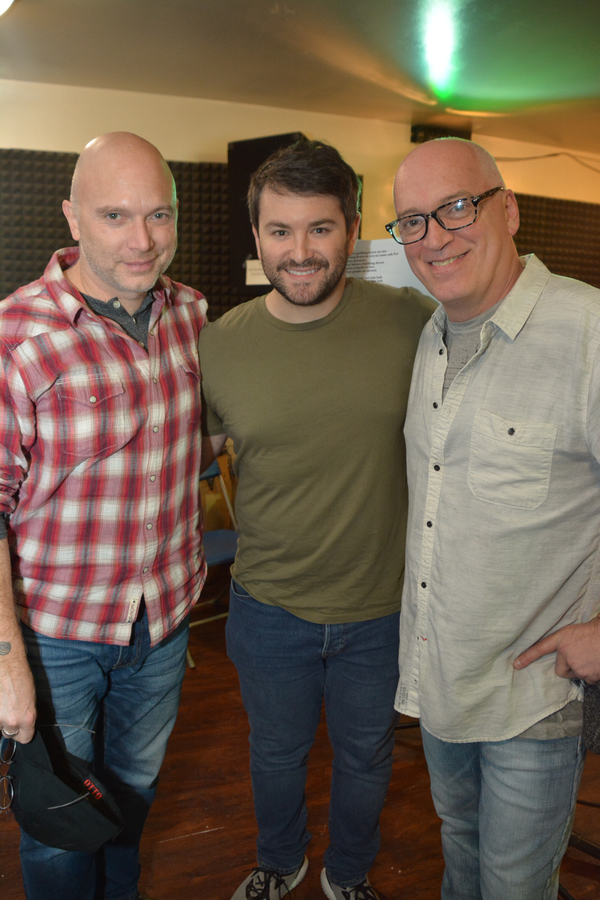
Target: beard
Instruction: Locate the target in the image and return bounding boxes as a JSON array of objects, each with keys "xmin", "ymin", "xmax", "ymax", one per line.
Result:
[{"xmin": 261, "ymin": 249, "xmax": 349, "ymax": 307}]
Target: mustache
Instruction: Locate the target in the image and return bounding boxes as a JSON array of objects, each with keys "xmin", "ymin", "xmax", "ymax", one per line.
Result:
[{"xmin": 277, "ymin": 257, "xmax": 329, "ymax": 271}]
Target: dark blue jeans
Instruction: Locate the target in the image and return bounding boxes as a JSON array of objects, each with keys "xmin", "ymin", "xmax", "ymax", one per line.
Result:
[
  {"xmin": 19, "ymin": 610, "xmax": 189, "ymax": 900},
  {"xmin": 226, "ymin": 581, "xmax": 400, "ymax": 888}
]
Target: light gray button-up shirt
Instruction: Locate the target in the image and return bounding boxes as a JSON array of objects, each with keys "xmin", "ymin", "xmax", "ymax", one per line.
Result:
[{"xmin": 397, "ymin": 254, "xmax": 600, "ymax": 742}]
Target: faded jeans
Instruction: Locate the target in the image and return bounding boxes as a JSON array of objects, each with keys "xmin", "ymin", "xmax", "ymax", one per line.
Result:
[
  {"xmin": 421, "ymin": 726, "xmax": 585, "ymax": 900},
  {"xmin": 19, "ymin": 609, "xmax": 188, "ymax": 900}
]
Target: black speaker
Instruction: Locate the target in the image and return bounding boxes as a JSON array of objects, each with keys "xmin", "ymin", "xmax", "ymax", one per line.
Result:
[
  {"xmin": 410, "ymin": 123, "xmax": 472, "ymax": 144},
  {"xmin": 228, "ymin": 132, "xmax": 306, "ymax": 294}
]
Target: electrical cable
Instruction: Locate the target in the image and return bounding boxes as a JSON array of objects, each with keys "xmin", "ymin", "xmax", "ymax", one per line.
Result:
[{"xmin": 495, "ymin": 152, "xmax": 600, "ymax": 175}]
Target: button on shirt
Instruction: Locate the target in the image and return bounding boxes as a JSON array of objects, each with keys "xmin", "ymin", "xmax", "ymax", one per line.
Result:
[
  {"xmin": 0, "ymin": 248, "xmax": 208, "ymax": 646},
  {"xmin": 397, "ymin": 254, "xmax": 600, "ymax": 741},
  {"xmin": 83, "ymin": 288, "xmax": 154, "ymax": 349}
]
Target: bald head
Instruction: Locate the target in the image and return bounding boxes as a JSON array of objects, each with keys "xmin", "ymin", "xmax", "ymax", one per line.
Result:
[
  {"xmin": 391, "ymin": 138, "xmax": 522, "ymax": 321},
  {"xmin": 394, "ymin": 138, "xmax": 504, "ymax": 201},
  {"xmin": 62, "ymin": 132, "xmax": 178, "ymax": 311},
  {"xmin": 70, "ymin": 132, "xmax": 176, "ymax": 210}
]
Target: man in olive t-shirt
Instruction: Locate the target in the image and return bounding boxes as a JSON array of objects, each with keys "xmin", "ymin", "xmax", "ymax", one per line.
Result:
[{"xmin": 200, "ymin": 140, "xmax": 433, "ymax": 900}]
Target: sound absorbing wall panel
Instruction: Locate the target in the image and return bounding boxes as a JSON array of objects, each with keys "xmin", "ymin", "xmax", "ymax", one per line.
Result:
[
  {"xmin": 0, "ymin": 149, "xmax": 243, "ymax": 320},
  {"xmin": 0, "ymin": 149, "xmax": 78, "ymax": 298},
  {"xmin": 514, "ymin": 193, "xmax": 600, "ymax": 289}
]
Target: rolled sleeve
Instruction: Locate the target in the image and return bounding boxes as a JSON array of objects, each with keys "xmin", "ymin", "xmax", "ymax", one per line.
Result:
[{"xmin": 0, "ymin": 342, "xmax": 32, "ymax": 517}]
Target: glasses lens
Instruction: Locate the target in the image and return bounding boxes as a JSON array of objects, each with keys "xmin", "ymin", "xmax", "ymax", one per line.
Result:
[
  {"xmin": 0, "ymin": 738, "xmax": 15, "ymax": 765},
  {"xmin": 0, "ymin": 774, "xmax": 13, "ymax": 811},
  {"xmin": 395, "ymin": 216, "xmax": 426, "ymax": 244},
  {"xmin": 437, "ymin": 198, "xmax": 477, "ymax": 229}
]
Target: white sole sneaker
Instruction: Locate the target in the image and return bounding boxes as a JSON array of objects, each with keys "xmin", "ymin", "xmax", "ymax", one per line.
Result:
[
  {"xmin": 321, "ymin": 868, "xmax": 340, "ymax": 900},
  {"xmin": 231, "ymin": 855, "xmax": 309, "ymax": 899},
  {"xmin": 320, "ymin": 868, "xmax": 383, "ymax": 900},
  {"xmin": 288, "ymin": 855, "xmax": 309, "ymax": 891}
]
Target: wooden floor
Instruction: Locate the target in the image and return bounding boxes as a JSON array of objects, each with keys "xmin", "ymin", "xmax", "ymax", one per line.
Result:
[{"xmin": 2, "ymin": 571, "xmax": 600, "ymax": 899}]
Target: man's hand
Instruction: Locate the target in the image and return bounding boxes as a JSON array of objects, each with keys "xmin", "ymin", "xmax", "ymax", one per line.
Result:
[
  {"xmin": 513, "ymin": 617, "xmax": 600, "ymax": 683},
  {"xmin": 0, "ymin": 643, "xmax": 36, "ymax": 743},
  {"xmin": 0, "ymin": 539, "xmax": 36, "ymax": 743}
]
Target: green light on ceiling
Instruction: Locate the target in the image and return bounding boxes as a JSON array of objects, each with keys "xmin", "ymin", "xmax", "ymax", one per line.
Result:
[
  {"xmin": 423, "ymin": 0, "xmax": 460, "ymax": 101},
  {"xmin": 404, "ymin": 0, "xmax": 600, "ymax": 111}
]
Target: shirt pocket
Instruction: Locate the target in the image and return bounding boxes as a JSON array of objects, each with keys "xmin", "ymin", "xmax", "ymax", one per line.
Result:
[
  {"xmin": 467, "ymin": 409, "xmax": 557, "ymax": 509},
  {"xmin": 54, "ymin": 370, "xmax": 134, "ymax": 462}
]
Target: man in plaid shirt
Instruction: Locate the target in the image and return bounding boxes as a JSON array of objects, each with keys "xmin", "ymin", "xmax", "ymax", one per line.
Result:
[{"xmin": 0, "ymin": 132, "xmax": 207, "ymax": 900}]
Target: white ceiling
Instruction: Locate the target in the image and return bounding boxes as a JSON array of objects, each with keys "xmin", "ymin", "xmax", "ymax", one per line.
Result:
[{"xmin": 1, "ymin": 0, "xmax": 599, "ymax": 155}]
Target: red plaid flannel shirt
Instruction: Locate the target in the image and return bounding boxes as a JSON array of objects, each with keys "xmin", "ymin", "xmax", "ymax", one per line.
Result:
[{"xmin": 0, "ymin": 248, "xmax": 207, "ymax": 645}]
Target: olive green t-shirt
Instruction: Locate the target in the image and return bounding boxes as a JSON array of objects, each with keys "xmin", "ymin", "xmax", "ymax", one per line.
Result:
[{"xmin": 199, "ymin": 277, "xmax": 434, "ymax": 623}]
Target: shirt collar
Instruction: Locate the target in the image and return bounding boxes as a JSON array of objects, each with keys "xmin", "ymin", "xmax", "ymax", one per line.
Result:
[
  {"xmin": 431, "ymin": 254, "xmax": 551, "ymax": 342},
  {"xmin": 43, "ymin": 247, "xmax": 172, "ymax": 323}
]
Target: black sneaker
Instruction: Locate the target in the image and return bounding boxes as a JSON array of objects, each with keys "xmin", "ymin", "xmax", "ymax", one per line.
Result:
[{"xmin": 231, "ymin": 856, "xmax": 309, "ymax": 899}]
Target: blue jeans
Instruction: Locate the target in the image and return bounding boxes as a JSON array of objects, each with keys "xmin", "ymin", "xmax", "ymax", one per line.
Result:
[
  {"xmin": 19, "ymin": 609, "xmax": 189, "ymax": 900},
  {"xmin": 421, "ymin": 726, "xmax": 586, "ymax": 900},
  {"xmin": 226, "ymin": 582, "xmax": 400, "ymax": 888}
]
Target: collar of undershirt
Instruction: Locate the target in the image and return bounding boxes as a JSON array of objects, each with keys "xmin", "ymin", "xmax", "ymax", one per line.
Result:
[
  {"xmin": 444, "ymin": 297, "xmax": 504, "ymax": 337},
  {"xmin": 81, "ymin": 290, "xmax": 154, "ymax": 320}
]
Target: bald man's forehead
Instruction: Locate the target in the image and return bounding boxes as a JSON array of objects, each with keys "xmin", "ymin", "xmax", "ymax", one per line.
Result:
[
  {"xmin": 396, "ymin": 141, "xmax": 500, "ymax": 185},
  {"xmin": 394, "ymin": 145, "xmax": 497, "ymax": 215},
  {"xmin": 72, "ymin": 157, "xmax": 175, "ymax": 209}
]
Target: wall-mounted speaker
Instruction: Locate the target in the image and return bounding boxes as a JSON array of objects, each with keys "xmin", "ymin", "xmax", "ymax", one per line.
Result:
[{"xmin": 410, "ymin": 123, "xmax": 472, "ymax": 144}]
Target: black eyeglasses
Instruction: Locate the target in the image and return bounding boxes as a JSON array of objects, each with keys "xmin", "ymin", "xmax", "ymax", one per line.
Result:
[
  {"xmin": 0, "ymin": 737, "xmax": 15, "ymax": 812},
  {"xmin": 385, "ymin": 186, "xmax": 504, "ymax": 245}
]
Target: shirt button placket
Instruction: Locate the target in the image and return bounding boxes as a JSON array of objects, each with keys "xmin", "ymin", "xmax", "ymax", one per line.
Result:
[{"xmin": 144, "ymin": 347, "xmax": 163, "ymax": 584}]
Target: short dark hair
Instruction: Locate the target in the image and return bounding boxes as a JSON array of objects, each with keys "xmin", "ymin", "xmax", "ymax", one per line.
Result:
[{"xmin": 248, "ymin": 139, "xmax": 361, "ymax": 232}]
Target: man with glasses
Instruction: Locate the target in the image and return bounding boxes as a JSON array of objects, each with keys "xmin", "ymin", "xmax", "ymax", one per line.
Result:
[
  {"xmin": 200, "ymin": 139, "xmax": 434, "ymax": 900},
  {"xmin": 389, "ymin": 136, "xmax": 600, "ymax": 899}
]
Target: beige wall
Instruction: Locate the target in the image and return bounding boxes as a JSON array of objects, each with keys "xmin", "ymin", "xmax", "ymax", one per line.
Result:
[
  {"xmin": 477, "ymin": 134, "xmax": 600, "ymax": 208},
  {"xmin": 2, "ymin": 78, "xmax": 600, "ymax": 239}
]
